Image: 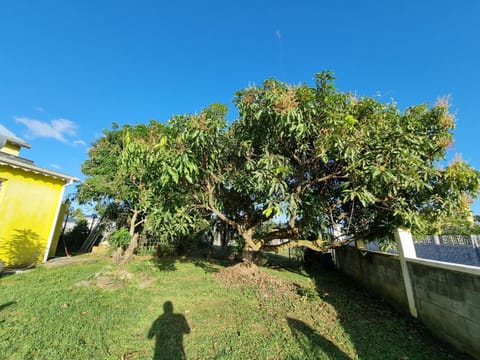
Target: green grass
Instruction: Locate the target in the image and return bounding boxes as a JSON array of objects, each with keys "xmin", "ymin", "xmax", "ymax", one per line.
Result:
[{"xmin": 0, "ymin": 255, "xmax": 470, "ymax": 360}]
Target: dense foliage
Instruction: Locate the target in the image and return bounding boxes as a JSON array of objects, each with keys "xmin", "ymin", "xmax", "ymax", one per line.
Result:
[{"xmin": 79, "ymin": 72, "xmax": 480, "ymax": 256}]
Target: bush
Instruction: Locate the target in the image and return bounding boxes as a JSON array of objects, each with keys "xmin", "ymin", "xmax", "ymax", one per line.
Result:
[{"xmin": 109, "ymin": 228, "xmax": 131, "ymax": 249}]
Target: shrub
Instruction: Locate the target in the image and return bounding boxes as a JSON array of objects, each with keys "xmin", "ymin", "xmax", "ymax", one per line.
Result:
[{"xmin": 109, "ymin": 228, "xmax": 131, "ymax": 249}]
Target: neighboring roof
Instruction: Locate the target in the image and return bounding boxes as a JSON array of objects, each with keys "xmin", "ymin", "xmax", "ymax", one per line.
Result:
[
  {"xmin": 0, "ymin": 151, "xmax": 79, "ymax": 182},
  {"xmin": 0, "ymin": 124, "xmax": 31, "ymax": 148}
]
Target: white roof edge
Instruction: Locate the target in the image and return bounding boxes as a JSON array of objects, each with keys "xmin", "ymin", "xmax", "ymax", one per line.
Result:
[
  {"xmin": 0, "ymin": 157, "xmax": 79, "ymax": 182},
  {"xmin": 0, "ymin": 124, "xmax": 31, "ymax": 148}
]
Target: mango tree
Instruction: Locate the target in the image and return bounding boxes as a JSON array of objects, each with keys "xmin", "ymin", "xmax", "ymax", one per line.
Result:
[
  {"xmin": 164, "ymin": 72, "xmax": 480, "ymax": 256},
  {"xmin": 79, "ymin": 123, "xmax": 168, "ymax": 262},
  {"xmin": 80, "ymin": 72, "xmax": 480, "ymax": 261},
  {"xmin": 78, "ymin": 124, "xmax": 148, "ymax": 237}
]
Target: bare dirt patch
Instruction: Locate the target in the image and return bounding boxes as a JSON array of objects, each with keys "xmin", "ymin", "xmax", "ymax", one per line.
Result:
[
  {"xmin": 74, "ymin": 267, "xmax": 135, "ymax": 290},
  {"xmin": 214, "ymin": 262, "xmax": 298, "ymax": 299}
]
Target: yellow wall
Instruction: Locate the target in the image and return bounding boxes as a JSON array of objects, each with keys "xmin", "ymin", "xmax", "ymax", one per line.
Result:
[
  {"xmin": 0, "ymin": 165, "xmax": 65, "ymax": 267},
  {"xmin": 0, "ymin": 142, "xmax": 21, "ymax": 156}
]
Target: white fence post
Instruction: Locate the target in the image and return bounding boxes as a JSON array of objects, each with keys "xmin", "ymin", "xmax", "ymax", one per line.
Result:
[
  {"xmin": 470, "ymin": 235, "xmax": 478, "ymax": 248},
  {"xmin": 394, "ymin": 228, "xmax": 418, "ymax": 318}
]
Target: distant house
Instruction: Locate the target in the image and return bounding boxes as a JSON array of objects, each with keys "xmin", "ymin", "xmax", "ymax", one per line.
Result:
[
  {"xmin": 64, "ymin": 214, "xmax": 99, "ymax": 234},
  {"xmin": 0, "ymin": 125, "xmax": 78, "ymax": 267}
]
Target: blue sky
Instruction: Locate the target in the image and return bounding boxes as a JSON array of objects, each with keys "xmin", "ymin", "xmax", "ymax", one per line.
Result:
[{"xmin": 1, "ymin": 1, "xmax": 480, "ymax": 213}]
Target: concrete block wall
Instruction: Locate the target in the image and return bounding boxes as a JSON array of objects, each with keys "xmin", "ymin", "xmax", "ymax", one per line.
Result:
[
  {"xmin": 334, "ymin": 246, "xmax": 480, "ymax": 359},
  {"xmin": 335, "ymin": 246, "xmax": 408, "ymax": 313},
  {"xmin": 407, "ymin": 259, "xmax": 480, "ymax": 358}
]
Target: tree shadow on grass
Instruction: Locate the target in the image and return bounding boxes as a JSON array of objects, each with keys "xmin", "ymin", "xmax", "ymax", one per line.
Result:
[
  {"xmin": 152, "ymin": 258, "xmax": 178, "ymax": 271},
  {"xmin": 261, "ymin": 251, "xmax": 320, "ymax": 281},
  {"xmin": 287, "ymin": 317, "xmax": 351, "ymax": 359},
  {"xmin": 152, "ymin": 256, "xmax": 229, "ymax": 273},
  {"xmin": 0, "ymin": 301, "xmax": 16, "ymax": 312},
  {"xmin": 188, "ymin": 258, "xmax": 221, "ymax": 273},
  {"xmin": 148, "ymin": 301, "xmax": 190, "ymax": 360},
  {"xmin": 0, "ymin": 301, "xmax": 17, "ymax": 325}
]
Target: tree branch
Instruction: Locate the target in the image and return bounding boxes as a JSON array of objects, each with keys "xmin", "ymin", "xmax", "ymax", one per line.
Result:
[
  {"xmin": 261, "ymin": 236, "xmax": 355, "ymax": 252},
  {"xmin": 206, "ymin": 182, "xmax": 237, "ymax": 228}
]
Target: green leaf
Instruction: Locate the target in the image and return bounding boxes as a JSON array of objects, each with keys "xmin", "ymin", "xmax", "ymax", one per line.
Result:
[{"xmin": 262, "ymin": 207, "xmax": 273, "ymax": 217}]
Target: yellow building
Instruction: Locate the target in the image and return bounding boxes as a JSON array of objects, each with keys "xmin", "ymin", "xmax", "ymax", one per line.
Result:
[{"xmin": 0, "ymin": 125, "xmax": 78, "ymax": 267}]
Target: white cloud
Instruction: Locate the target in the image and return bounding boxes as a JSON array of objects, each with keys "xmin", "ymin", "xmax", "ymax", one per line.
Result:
[
  {"xmin": 50, "ymin": 163, "xmax": 62, "ymax": 169},
  {"xmin": 15, "ymin": 117, "xmax": 77, "ymax": 143},
  {"xmin": 73, "ymin": 139, "xmax": 87, "ymax": 146}
]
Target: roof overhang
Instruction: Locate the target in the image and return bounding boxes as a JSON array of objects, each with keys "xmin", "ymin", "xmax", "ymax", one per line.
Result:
[
  {"xmin": 0, "ymin": 125, "xmax": 31, "ymax": 149},
  {"xmin": 0, "ymin": 154, "xmax": 79, "ymax": 182}
]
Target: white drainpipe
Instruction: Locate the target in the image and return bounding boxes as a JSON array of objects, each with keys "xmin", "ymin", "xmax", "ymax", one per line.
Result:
[{"xmin": 42, "ymin": 179, "xmax": 75, "ymax": 262}]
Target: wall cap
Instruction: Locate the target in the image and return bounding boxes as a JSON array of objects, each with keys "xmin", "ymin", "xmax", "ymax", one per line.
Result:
[{"xmin": 406, "ymin": 257, "xmax": 480, "ymax": 276}]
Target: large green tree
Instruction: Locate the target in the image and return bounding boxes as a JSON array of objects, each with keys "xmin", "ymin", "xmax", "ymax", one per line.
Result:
[
  {"xmin": 80, "ymin": 72, "xmax": 480, "ymax": 260},
  {"xmin": 160, "ymin": 72, "xmax": 480, "ymax": 256}
]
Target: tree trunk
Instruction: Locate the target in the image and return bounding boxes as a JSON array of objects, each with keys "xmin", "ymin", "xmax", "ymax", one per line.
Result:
[
  {"xmin": 120, "ymin": 232, "xmax": 139, "ymax": 265},
  {"xmin": 129, "ymin": 209, "xmax": 140, "ymax": 237},
  {"xmin": 241, "ymin": 248, "xmax": 261, "ymax": 263},
  {"xmin": 239, "ymin": 229, "xmax": 261, "ymax": 263},
  {"xmin": 113, "ymin": 209, "xmax": 141, "ymax": 265},
  {"xmin": 112, "ymin": 247, "xmax": 125, "ymax": 265}
]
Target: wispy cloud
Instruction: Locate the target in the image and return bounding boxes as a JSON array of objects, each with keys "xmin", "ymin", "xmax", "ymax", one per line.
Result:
[
  {"xmin": 50, "ymin": 163, "xmax": 62, "ymax": 170},
  {"xmin": 73, "ymin": 139, "xmax": 87, "ymax": 146},
  {"xmin": 15, "ymin": 117, "xmax": 77, "ymax": 143}
]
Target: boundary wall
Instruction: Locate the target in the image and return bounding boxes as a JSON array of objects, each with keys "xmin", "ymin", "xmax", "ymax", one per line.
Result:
[{"xmin": 334, "ymin": 229, "xmax": 480, "ymax": 359}]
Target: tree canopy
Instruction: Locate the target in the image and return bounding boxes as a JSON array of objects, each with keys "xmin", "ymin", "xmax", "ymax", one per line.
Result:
[{"xmin": 79, "ymin": 72, "xmax": 480, "ymax": 256}]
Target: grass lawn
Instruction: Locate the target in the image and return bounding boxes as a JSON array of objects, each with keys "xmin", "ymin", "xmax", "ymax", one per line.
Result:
[{"xmin": 0, "ymin": 254, "xmax": 470, "ymax": 360}]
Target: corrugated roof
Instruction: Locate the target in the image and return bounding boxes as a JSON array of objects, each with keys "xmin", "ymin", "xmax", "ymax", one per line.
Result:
[{"xmin": 0, "ymin": 124, "xmax": 31, "ymax": 148}]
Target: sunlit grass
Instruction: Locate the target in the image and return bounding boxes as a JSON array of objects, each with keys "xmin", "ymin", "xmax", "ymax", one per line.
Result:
[{"xmin": 0, "ymin": 255, "xmax": 469, "ymax": 359}]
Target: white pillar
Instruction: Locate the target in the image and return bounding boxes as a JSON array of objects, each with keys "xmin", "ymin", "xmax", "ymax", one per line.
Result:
[
  {"xmin": 470, "ymin": 235, "xmax": 478, "ymax": 248},
  {"xmin": 394, "ymin": 228, "xmax": 418, "ymax": 318}
]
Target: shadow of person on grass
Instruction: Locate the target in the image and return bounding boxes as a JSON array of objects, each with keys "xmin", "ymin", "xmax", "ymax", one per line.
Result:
[
  {"xmin": 287, "ymin": 317, "xmax": 351, "ymax": 359},
  {"xmin": 148, "ymin": 301, "xmax": 190, "ymax": 360}
]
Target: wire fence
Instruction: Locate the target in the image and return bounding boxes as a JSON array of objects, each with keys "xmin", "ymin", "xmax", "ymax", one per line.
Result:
[
  {"xmin": 136, "ymin": 235, "xmax": 163, "ymax": 256},
  {"xmin": 415, "ymin": 234, "xmax": 480, "ymax": 247}
]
